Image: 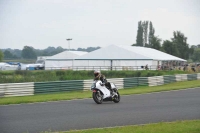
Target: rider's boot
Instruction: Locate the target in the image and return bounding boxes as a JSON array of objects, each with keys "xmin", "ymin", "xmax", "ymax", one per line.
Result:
[
  {"xmin": 110, "ymin": 89, "xmax": 116, "ymax": 98},
  {"xmin": 109, "ymin": 88, "xmax": 113, "ymax": 96}
]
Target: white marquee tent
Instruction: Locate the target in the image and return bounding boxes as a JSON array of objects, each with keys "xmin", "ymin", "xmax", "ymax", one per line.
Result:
[
  {"xmin": 45, "ymin": 51, "xmax": 88, "ymax": 70},
  {"xmin": 73, "ymin": 45, "xmax": 186, "ymax": 70}
]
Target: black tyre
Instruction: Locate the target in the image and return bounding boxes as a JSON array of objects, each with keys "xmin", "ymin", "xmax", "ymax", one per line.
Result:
[
  {"xmin": 93, "ymin": 91, "xmax": 103, "ymax": 104},
  {"xmin": 113, "ymin": 92, "xmax": 120, "ymax": 103}
]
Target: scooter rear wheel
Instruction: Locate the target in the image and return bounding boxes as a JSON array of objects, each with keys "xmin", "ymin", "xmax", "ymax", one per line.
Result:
[{"xmin": 113, "ymin": 92, "xmax": 120, "ymax": 103}]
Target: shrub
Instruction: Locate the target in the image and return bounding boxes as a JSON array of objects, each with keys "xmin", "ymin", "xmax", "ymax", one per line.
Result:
[
  {"xmin": 56, "ymin": 70, "xmax": 66, "ymax": 76},
  {"xmin": 0, "ymin": 70, "xmax": 190, "ymax": 83}
]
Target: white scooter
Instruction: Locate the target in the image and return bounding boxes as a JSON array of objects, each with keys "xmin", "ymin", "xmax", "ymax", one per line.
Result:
[{"xmin": 91, "ymin": 80, "xmax": 120, "ymax": 104}]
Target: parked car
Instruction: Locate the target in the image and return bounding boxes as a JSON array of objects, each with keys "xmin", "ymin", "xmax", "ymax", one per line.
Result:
[{"xmin": 25, "ymin": 63, "xmax": 44, "ymax": 70}]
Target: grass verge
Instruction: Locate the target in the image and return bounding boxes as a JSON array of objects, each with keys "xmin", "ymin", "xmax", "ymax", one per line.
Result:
[
  {"xmin": 0, "ymin": 80, "xmax": 200, "ymax": 105},
  {"xmin": 61, "ymin": 120, "xmax": 200, "ymax": 133},
  {"xmin": 120, "ymin": 80, "xmax": 200, "ymax": 95},
  {"xmin": 0, "ymin": 70, "xmax": 191, "ymax": 83}
]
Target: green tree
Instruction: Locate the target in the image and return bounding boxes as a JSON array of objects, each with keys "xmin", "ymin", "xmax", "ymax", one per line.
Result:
[
  {"xmin": 86, "ymin": 47, "xmax": 101, "ymax": 52},
  {"xmin": 56, "ymin": 46, "xmax": 64, "ymax": 53},
  {"xmin": 135, "ymin": 21, "xmax": 156, "ymax": 47},
  {"xmin": 189, "ymin": 46, "xmax": 195, "ymax": 59},
  {"xmin": 171, "ymin": 31, "xmax": 189, "ymax": 59},
  {"xmin": 148, "ymin": 21, "xmax": 155, "ymax": 47},
  {"xmin": 143, "ymin": 21, "xmax": 149, "ymax": 46},
  {"xmin": 131, "ymin": 43, "xmax": 137, "ymax": 46},
  {"xmin": 191, "ymin": 45, "xmax": 198, "ymax": 49},
  {"xmin": 162, "ymin": 40, "xmax": 179, "ymax": 56},
  {"xmin": 151, "ymin": 36, "xmax": 161, "ymax": 50},
  {"xmin": 21, "ymin": 46, "xmax": 37, "ymax": 59},
  {"xmin": 136, "ymin": 21, "xmax": 143, "ymax": 46},
  {"xmin": 162, "ymin": 40, "xmax": 173, "ymax": 54},
  {"xmin": 0, "ymin": 50, "xmax": 3, "ymax": 61},
  {"xmin": 191, "ymin": 49, "xmax": 200, "ymax": 62},
  {"xmin": 3, "ymin": 50, "xmax": 14, "ymax": 59}
]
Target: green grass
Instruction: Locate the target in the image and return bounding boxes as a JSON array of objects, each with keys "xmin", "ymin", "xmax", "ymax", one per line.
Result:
[
  {"xmin": 120, "ymin": 80, "xmax": 200, "ymax": 95},
  {"xmin": 60, "ymin": 120, "xmax": 200, "ymax": 133},
  {"xmin": 0, "ymin": 91, "xmax": 92, "ymax": 105},
  {"xmin": 0, "ymin": 80, "xmax": 200, "ymax": 105},
  {"xmin": 0, "ymin": 70, "xmax": 191, "ymax": 83}
]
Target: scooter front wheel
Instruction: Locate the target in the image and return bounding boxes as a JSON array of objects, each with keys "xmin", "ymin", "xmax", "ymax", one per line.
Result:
[{"xmin": 93, "ymin": 92, "xmax": 103, "ymax": 104}]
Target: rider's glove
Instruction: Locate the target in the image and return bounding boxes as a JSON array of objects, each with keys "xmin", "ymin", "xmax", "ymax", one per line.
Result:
[{"xmin": 100, "ymin": 83, "xmax": 105, "ymax": 86}]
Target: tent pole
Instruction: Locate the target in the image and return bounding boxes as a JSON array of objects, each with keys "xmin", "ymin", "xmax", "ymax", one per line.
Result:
[{"xmin": 110, "ymin": 60, "xmax": 113, "ymax": 71}]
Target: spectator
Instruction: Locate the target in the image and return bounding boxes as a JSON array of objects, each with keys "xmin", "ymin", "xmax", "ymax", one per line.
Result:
[
  {"xmin": 145, "ymin": 64, "xmax": 149, "ymax": 70},
  {"xmin": 191, "ymin": 65, "xmax": 196, "ymax": 72},
  {"xmin": 157, "ymin": 65, "xmax": 161, "ymax": 70}
]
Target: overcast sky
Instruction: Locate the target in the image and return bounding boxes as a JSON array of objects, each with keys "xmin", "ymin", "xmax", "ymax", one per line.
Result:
[{"xmin": 0, "ymin": 0, "xmax": 200, "ymax": 50}]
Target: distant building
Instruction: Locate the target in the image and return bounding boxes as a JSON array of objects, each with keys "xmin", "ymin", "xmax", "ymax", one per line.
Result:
[
  {"xmin": 74, "ymin": 45, "xmax": 186, "ymax": 70},
  {"xmin": 45, "ymin": 51, "xmax": 88, "ymax": 70},
  {"xmin": 44, "ymin": 45, "xmax": 187, "ymax": 70}
]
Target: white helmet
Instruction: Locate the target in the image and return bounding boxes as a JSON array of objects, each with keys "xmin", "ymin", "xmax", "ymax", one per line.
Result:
[{"xmin": 94, "ymin": 70, "xmax": 101, "ymax": 73}]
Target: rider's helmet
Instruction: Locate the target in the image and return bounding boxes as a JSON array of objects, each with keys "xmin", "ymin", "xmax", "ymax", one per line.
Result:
[{"xmin": 94, "ymin": 70, "xmax": 101, "ymax": 77}]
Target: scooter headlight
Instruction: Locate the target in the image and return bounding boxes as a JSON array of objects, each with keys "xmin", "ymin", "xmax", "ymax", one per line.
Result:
[{"xmin": 91, "ymin": 83, "xmax": 96, "ymax": 89}]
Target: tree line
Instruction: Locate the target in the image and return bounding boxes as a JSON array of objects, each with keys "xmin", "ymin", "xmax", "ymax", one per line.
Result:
[
  {"xmin": 133, "ymin": 20, "xmax": 200, "ymax": 62},
  {"xmin": 0, "ymin": 46, "xmax": 100, "ymax": 60},
  {"xmin": 1, "ymin": 21, "xmax": 200, "ymax": 62}
]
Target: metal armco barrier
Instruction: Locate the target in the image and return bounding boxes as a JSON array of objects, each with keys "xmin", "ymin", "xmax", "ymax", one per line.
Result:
[
  {"xmin": 107, "ymin": 78, "xmax": 124, "ymax": 89},
  {"xmin": 148, "ymin": 76, "xmax": 164, "ymax": 86},
  {"xmin": 0, "ymin": 73, "xmax": 199, "ymax": 97},
  {"xmin": 163, "ymin": 75, "xmax": 176, "ymax": 84},
  {"xmin": 179, "ymin": 74, "xmax": 188, "ymax": 81},
  {"xmin": 83, "ymin": 80, "xmax": 93, "ymax": 90},
  {"xmin": 138, "ymin": 77, "xmax": 149, "ymax": 86},
  {"xmin": 123, "ymin": 77, "xmax": 149, "ymax": 88},
  {"xmin": 198, "ymin": 73, "xmax": 200, "ymax": 79},
  {"xmin": 124, "ymin": 77, "xmax": 138, "ymax": 88},
  {"xmin": 187, "ymin": 74, "xmax": 198, "ymax": 80},
  {"xmin": 0, "ymin": 82, "xmax": 34, "ymax": 97},
  {"xmin": 34, "ymin": 80, "xmax": 84, "ymax": 94}
]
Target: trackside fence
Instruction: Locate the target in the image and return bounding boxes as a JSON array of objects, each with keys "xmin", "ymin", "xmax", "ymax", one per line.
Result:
[
  {"xmin": 0, "ymin": 82, "xmax": 34, "ymax": 97},
  {"xmin": 0, "ymin": 73, "xmax": 199, "ymax": 97},
  {"xmin": 34, "ymin": 80, "xmax": 84, "ymax": 94}
]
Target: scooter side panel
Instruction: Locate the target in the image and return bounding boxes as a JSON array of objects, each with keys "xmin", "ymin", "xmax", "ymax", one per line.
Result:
[{"xmin": 96, "ymin": 81, "xmax": 111, "ymax": 99}]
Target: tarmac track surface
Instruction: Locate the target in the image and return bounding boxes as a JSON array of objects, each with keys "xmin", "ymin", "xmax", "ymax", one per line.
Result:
[{"xmin": 0, "ymin": 88, "xmax": 200, "ymax": 133}]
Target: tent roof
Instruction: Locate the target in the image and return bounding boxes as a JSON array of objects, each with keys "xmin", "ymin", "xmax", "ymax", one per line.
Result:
[
  {"xmin": 118, "ymin": 45, "xmax": 186, "ymax": 61},
  {"xmin": 75, "ymin": 45, "xmax": 186, "ymax": 61},
  {"xmin": 46, "ymin": 51, "xmax": 88, "ymax": 60},
  {"xmin": 76, "ymin": 45, "xmax": 151, "ymax": 60}
]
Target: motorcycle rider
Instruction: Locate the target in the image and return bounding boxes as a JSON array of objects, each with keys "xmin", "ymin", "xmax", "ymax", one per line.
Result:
[{"xmin": 94, "ymin": 70, "xmax": 112, "ymax": 92}]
